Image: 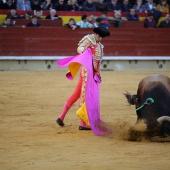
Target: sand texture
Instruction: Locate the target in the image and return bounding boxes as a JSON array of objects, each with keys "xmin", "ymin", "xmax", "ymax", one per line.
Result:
[{"xmin": 0, "ymin": 70, "xmax": 170, "ymax": 170}]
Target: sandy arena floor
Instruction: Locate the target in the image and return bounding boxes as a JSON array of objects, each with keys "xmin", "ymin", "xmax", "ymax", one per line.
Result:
[{"xmin": 0, "ymin": 70, "xmax": 170, "ymax": 170}]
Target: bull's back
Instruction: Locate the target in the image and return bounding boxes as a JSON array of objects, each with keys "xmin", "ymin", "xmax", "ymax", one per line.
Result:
[{"xmin": 138, "ymin": 74, "xmax": 170, "ymax": 97}]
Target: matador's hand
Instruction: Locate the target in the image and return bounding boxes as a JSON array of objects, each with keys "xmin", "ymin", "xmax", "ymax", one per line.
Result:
[{"xmin": 94, "ymin": 74, "xmax": 102, "ymax": 83}]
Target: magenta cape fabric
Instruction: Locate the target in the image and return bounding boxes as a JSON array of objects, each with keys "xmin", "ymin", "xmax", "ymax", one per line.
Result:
[{"xmin": 57, "ymin": 49, "xmax": 111, "ymax": 136}]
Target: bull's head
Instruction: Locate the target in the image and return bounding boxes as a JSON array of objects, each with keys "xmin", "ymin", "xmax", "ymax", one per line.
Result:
[{"xmin": 124, "ymin": 92, "xmax": 170, "ymax": 137}]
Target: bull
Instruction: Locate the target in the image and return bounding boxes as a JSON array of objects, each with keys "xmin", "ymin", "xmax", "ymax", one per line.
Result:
[{"xmin": 124, "ymin": 74, "xmax": 170, "ymax": 137}]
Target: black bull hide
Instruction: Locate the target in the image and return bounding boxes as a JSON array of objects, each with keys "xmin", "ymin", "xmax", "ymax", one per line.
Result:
[{"xmin": 124, "ymin": 74, "xmax": 170, "ymax": 137}]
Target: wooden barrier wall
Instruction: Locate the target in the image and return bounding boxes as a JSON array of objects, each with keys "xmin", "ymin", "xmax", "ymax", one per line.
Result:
[{"xmin": 0, "ymin": 27, "xmax": 170, "ymax": 57}]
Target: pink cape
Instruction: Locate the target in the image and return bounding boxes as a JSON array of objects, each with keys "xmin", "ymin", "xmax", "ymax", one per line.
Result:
[{"xmin": 57, "ymin": 49, "xmax": 111, "ymax": 136}]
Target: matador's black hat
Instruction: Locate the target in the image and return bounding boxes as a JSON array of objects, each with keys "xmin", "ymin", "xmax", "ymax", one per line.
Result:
[{"xmin": 93, "ymin": 26, "xmax": 110, "ymax": 38}]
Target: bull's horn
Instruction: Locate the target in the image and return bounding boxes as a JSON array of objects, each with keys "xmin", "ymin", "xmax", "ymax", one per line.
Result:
[{"xmin": 157, "ymin": 116, "xmax": 170, "ymax": 124}]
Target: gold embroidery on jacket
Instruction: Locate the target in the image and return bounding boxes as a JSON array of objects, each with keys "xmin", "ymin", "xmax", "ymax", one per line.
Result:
[
  {"xmin": 78, "ymin": 35, "xmax": 104, "ymax": 105},
  {"xmin": 79, "ymin": 67, "xmax": 87, "ymax": 107}
]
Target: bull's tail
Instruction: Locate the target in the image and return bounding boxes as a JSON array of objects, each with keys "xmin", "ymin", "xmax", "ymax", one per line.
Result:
[{"xmin": 124, "ymin": 91, "xmax": 138, "ymax": 105}]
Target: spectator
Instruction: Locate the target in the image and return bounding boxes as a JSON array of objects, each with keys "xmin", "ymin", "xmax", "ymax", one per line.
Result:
[
  {"xmin": 26, "ymin": 15, "xmax": 41, "ymax": 27},
  {"xmin": 17, "ymin": 0, "xmax": 32, "ymax": 11},
  {"xmin": 144, "ymin": 0, "xmax": 162, "ymax": 24},
  {"xmin": 167, "ymin": 0, "xmax": 170, "ymax": 5},
  {"xmin": 121, "ymin": 0, "xmax": 131, "ymax": 12},
  {"xmin": 144, "ymin": 0, "xmax": 157, "ymax": 12},
  {"xmin": 100, "ymin": 11, "xmax": 109, "ymax": 20},
  {"xmin": 22, "ymin": 11, "xmax": 32, "ymax": 19},
  {"xmin": 107, "ymin": 0, "xmax": 121, "ymax": 12},
  {"xmin": 93, "ymin": 17, "xmax": 103, "ymax": 27},
  {"xmin": 156, "ymin": 0, "xmax": 169, "ymax": 13},
  {"xmin": 67, "ymin": 0, "xmax": 80, "ymax": 11},
  {"xmin": 76, "ymin": 0, "xmax": 84, "ymax": 10},
  {"xmin": 54, "ymin": 0, "xmax": 68, "ymax": 3},
  {"xmin": 41, "ymin": 0, "xmax": 54, "ymax": 11},
  {"xmin": 112, "ymin": 10, "xmax": 123, "ymax": 27},
  {"xmin": 7, "ymin": 9, "xmax": 21, "ymax": 19},
  {"xmin": 31, "ymin": 0, "xmax": 42, "ymax": 10},
  {"xmin": 0, "ymin": 0, "xmax": 3, "ymax": 9},
  {"xmin": 95, "ymin": 0, "xmax": 108, "ymax": 12},
  {"xmin": 95, "ymin": 17, "xmax": 110, "ymax": 28},
  {"xmin": 103, "ymin": 0, "xmax": 111, "ymax": 4},
  {"xmin": 82, "ymin": 0, "xmax": 96, "ymax": 11},
  {"xmin": 76, "ymin": 14, "xmax": 93, "ymax": 28},
  {"xmin": 55, "ymin": 0, "xmax": 67, "ymax": 11},
  {"xmin": 1, "ymin": 17, "xmax": 15, "ymax": 27},
  {"xmin": 129, "ymin": 0, "xmax": 137, "ymax": 7},
  {"xmin": 45, "ymin": 9, "xmax": 61, "ymax": 20},
  {"xmin": 2, "ymin": 0, "xmax": 16, "ymax": 9},
  {"xmin": 64, "ymin": 18, "xmax": 80, "ymax": 30},
  {"xmin": 158, "ymin": 13, "xmax": 170, "ymax": 28},
  {"xmin": 98, "ymin": 11, "xmax": 111, "ymax": 28},
  {"xmin": 126, "ymin": 8, "xmax": 139, "ymax": 21},
  {"xmin": 144, "ymin": 12, "xmax": 156, "ymax": 28},
  {"xmin": 34, "ymin": 10, "xmax": 43, "ymax": 19},
  {"xmin": 133, "ymin": 0, "xmax": 147, "ymax": 13},
  {"xmin": 87, "ymin": 14, "xmax": 95, "ymax": 25}
]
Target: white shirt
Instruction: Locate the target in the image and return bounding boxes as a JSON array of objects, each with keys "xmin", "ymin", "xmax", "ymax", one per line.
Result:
[{"xmin": 76, "ymin": 21, "xmax": 93, "ymax": 28}]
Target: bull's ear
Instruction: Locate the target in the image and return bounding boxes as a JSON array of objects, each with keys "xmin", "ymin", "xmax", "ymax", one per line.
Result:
[
  {"xmin": 132, "ymin": 95, "xmax": 138, "ymax": 105},
  {"xmin": 123, "ymin": 92, "xmax": 137, "ymax": 105},
  {"xmin": 123, "ymin": 91, "xmax": 131, "ymax": 102},
  {"xmin": 131, "ymin": 95, "xmax": 138, "ymax": 105}
]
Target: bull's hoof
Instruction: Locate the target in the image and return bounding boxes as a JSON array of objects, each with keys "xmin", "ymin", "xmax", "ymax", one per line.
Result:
[{"xmin": 127, "ymin": 127, "xmax": 144, "ymax": 142}]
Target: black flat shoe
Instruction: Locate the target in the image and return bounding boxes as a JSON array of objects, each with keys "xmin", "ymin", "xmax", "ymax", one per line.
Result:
[
  {"xmin": 56, "ymin": 118, "xmax": 65, "ymax": 127},
  {"xmin": 79, "ymin": 126, "xmax": 91, "ymax": 130}
]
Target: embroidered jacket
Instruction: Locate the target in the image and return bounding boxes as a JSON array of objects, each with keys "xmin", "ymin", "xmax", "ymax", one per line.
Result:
[{"xmin": 77, "ymin": 34, "xmax": 104, "ymax": 74}]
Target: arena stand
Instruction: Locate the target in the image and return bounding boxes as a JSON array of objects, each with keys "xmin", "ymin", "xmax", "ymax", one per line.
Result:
[
  {"xmin": 0, "ymin": 10, "xmax": 166, "ymax": 26},
  {"xmin": 0, "ymin": 10, "xmax": 170, "ymax": 70}
]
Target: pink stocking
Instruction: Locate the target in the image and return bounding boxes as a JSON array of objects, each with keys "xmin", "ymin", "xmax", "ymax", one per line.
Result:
[
  {"xmin": 80, "ymin": 120, "xmax": 91, "ymax": 128},
  {"xmin": 58, "ymin": 68, "xmax": 91, "ymax": 128},
  {"xmin": 59, "ymin": 102, "xmax": 71, "ymax": 121},
  {"xmin": 58, "ymin": 73, "xmax": 82, "ymax": 122}
]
